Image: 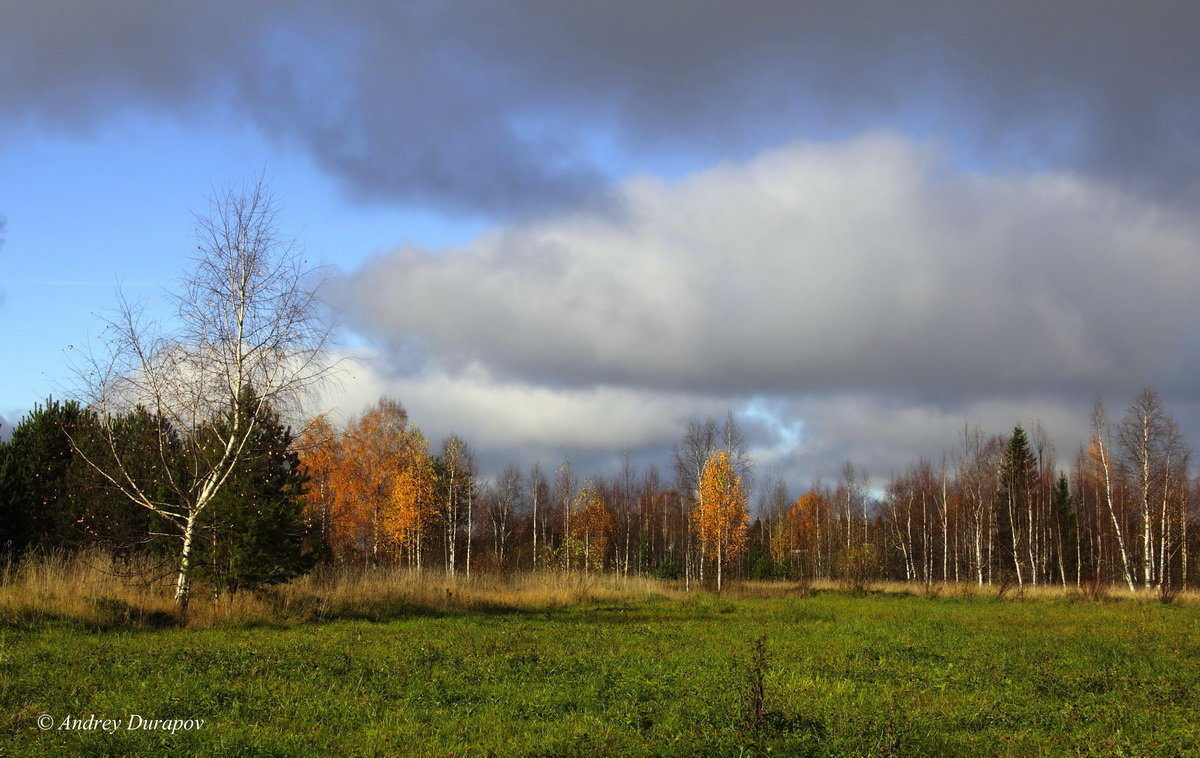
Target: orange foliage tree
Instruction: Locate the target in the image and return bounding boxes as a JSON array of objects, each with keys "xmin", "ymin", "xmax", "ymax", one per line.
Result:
[
  {"xmin": 386, "ymin": 431, "xmax": 436, "ymax": 566},
  {"xmin": 322, "ymin": 399, "xmax": 429, "ymax": 563},
  {"xmin": 788, "ymin": 490, "xmax": 831, "ymax": 580},
  {"xmin": 296, "ymin": 414, "xmax": 341, "ymax": 559},
  {"xmin": 694, "ymin": 449, "xmax": 749, "ymax": 591}
]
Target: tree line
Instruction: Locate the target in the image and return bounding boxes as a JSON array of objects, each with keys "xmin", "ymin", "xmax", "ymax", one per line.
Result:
[
  {"xmin": 282, "ymin": 387, "xmax": 1198, "ymax": 594},
  {"xmin": 3, "ymin": 385, "xmax": 1196, "ymax": 596},
  {"xmin": 295, "ymin": 403, "xmax": 753, "ymax": 591}
]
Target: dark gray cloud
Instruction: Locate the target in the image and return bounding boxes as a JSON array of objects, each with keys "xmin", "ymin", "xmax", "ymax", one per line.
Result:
[
  {"xmin": 322, "ymin": 354, "xmax": 1113, "ymax": 492},
  {"xmin": 5, "ymin": 2, "xmax": 1200, "ymax": 215}
]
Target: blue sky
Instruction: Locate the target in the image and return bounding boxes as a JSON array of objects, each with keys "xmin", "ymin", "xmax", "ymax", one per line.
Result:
[
  {"xmin": 1, "ymin": 116, "xmax": 483, "ymax": 418},
  {"xmin": 4, "ymin": 2, "xmax": 1200, "ymax": 489}
]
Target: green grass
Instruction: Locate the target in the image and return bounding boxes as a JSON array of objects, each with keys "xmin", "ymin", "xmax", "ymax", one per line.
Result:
[{"xmin": 3, "ymin": 591, "xmax": 1199, "ymax": 756}]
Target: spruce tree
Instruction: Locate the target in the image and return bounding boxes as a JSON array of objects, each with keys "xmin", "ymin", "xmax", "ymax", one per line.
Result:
[
  {"xmin": 0, "ymin": 433, "xmax": 18, "ymax": 555},
  {"xmin": 0, "ymin": 399, "xmax": 169, "ymax": 558},
  {"xmin": 1053, "ymin": 472, "xmax": 1078, "ymax": 585},
  {"xmin": 0, "ymin": 399, "xmax": 94, "ymax": 554},
  {"xmin": 195, "ymin": 390, "xmax": 317, "ymax": 593},
  {"xmin": 75, "ymin": 406, "xmax": 174, "ymax": 554},
  {"xmin": 997, "ymin": 425, "xmax": 1037, "ymax": 585}
]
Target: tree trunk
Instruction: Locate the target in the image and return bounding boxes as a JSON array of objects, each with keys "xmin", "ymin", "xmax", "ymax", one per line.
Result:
[
  {"xmin": 716, "ymin": 540, "xmax": 723, "ymax": 593},
  {"xmin": 1097, "ymin": 433, "xmax": 1136, "ymax": 591},
  {"xmin": 532, "ymin": 483, "xmax": 539, "ymax": 570},
  {"xmin": 174, "ymin": 514, "xmax": 198, "ymax": 614}
]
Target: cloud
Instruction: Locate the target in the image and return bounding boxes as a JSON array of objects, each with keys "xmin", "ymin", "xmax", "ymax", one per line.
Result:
[
  {"xmin": 340, "ymin": 134, "xmax": 1200, "ymax": 403},
  {"xmin": 317, "ymin": 352, "xmax": 731, "ymax": 481},
  {"xmin": 326, "ymin": 134, "xmax": 1200, "ymax": 486},
  {"xmin": 10, "ymin": 3, "xmax": 1199, "ymax": 485},
  {"xmin": 5, "ymin": 3, "xmax": 1200, "ymax": 215},
  {"xmin": 778, "ymin": 395, "xmax": 1092, "ymax": 480},
  {"xmin": 317, "ymin": 352, "xmax": 1104, "ymax": 492}
]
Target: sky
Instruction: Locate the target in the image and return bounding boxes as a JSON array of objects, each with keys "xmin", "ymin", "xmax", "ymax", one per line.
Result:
[{"xmin": 3, "ymin": 2, "xmax": 1200, "ymax": 491}]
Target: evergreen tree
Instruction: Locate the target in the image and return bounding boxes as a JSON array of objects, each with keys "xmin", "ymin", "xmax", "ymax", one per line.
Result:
[
  {"xmin": 73, "ymin": 406, "xmax": 175, "ymax": 553},
  {"xmin": 997, "ymin": 425, "xmax": 1037, "ymax": 585},
  {"xmin": 0, "ymin": 399, "xmax": 172, "ymax": 558},
  {"xmin": 0, "ymin": 399, "xmax": 95, "ymax": 554},
  {"xmin": 1053, "ymin": 472, "xmax": 1078, "ymax": 585},
  {"xmin": 0, "ymin": 433, "xmax": 17, "ymax": 555},
  {"xmin": 746, "ymin": 536, "xmax": 784, "ymax": 580},
  {"xmin": 194, "ymin": 390, "xmax": 317, "ymax": 592}
]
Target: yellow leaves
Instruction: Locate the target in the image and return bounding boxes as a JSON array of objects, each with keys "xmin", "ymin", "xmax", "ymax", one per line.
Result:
[
  {"xmin": 296, "ymin": 401, "xmax": 435, "ymax": 561},
  {"xmin": 767, "ymin": 518, "xmax": 792, "ymax": 565},
  {"xmin": 385, "ymin": 449, "xmax": 435, "ymax": 552},
  {"xmin": 693, "ymin": 449, "xmax": 749, "ymax": 563},
  {"xmin": 571, "ymin": 486, "xmax": 616, "ymax": 570},
  {"xmin": 787, "ymin": 490, "xmax": 829, "ymax": 552}
]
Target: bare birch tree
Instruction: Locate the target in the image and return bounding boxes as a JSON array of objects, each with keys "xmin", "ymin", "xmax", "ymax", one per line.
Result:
[
  {"xmin": 74, "ymin": 178, "xmax": 332, "ymax": 613},
  {"xmin": 1091, "ymin": 401, "xmax": 1136, "ymax": 592},
  {"xmin": 1117, "ymin": 387, "xmax": 1172, "ymax": 589}
]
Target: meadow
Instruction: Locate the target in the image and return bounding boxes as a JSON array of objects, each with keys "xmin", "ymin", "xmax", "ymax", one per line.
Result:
[{"xmin": 2, "ymin": 555, "xmax": 1199, "ymax": 756}]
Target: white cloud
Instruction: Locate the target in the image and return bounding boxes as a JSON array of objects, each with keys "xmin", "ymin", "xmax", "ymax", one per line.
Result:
[
  {"xmin": 315, "ymin": 353, "xmax": 734, "ymax": 479},
  {"xmin": 325, "ymin": 134, "xmax": 1200, "ymax": 486},
  {"xmin": 318, "ymin": 353, "xmax": 1105, "ymax": 490},
  {"xmin": 342, "ymin": 134, "xmax": 1200, "ymax": 401},
  {"xmin": 320, "ymin": 356, "xmax": 720, "ymax": 451}
]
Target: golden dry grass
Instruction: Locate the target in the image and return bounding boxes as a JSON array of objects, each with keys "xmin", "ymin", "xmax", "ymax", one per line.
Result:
[
  {"xmin": 1, "ymin": 551, "xmax": 1195, "ymax": 629},
  {"xmin": 0, "ymin": 550, "xmax": 180, "ymax": 629},
  {"xmin": 0, "ymin": 550, "xmax": 684, "ymax": 629}
]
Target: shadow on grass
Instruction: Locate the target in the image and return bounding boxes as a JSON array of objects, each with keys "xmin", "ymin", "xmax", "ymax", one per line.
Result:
[{"xmin": 0, "ymin": 598, "xmax": 183, "ymax": 632}]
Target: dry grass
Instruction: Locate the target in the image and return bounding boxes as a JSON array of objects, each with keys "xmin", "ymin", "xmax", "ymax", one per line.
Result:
[
  {"xmin": 2, "ymin": 552, "xmax": 1196, "ymax": 630},
  {"xmin": 0, "ymin": 549, "xmax": 179, "ymax": 629},
  {"xmin": 0, "ymin": 550, "xmax": 683, "ymax": 629},
  {"xmin": 723, "ymin": 576, "xmax": 1200, "ymax": 605},
  {"xmin": 844, "ymin": 577, "xmax": 1200, "ymax": 605},
  {"xmin": 254, "ymin": 564, "xmax": 684, "ymax": 625}
]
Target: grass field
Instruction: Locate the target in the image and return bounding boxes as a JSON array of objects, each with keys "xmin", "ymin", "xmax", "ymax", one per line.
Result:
[{"xmin": 3, "ymin": 569, "xmax": 1199, "ymax": 756}]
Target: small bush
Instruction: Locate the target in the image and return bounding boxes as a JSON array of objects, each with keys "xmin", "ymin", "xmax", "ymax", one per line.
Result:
[
  {"xmin": 1084, "ymin": 566, "xmax": 1110, "ymax": 602},
  {"xmin": 839, "ymin": 545, "xmax": 877, "ymax": 596},
  {"xmin": 1158, "ymin": 579, "xmax": 1182, "ymax": 605}
]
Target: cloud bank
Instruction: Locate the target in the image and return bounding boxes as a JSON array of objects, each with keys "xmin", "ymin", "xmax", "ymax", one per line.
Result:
[
  {"xmin": 342, "ymin": 135, "xmax": 1200, "ymax": 398},
  {"xmin": 335, "ymin": 135, "xmax": 1200, "ymax": 481},
  {"xmin": 5, "ymin": 2, "xmax": 1200, "ymax": 215}
]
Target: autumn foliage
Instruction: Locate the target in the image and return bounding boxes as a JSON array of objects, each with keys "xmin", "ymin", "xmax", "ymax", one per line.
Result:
[
  {"xmin": 694, "ymin": 449, "xmax": 749, "ymax": 591},
  {"xmin": 571, "ymin": 486, "xmax": 617, "ymax": 572},
  {"xmin": 787, "ymin": 490, "xmax": 831, "ymax": 579},
  {"xmin": 298, "ymin": 399, "xmax": 435, "ymax": 564}
]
